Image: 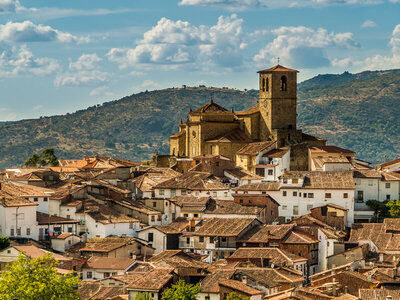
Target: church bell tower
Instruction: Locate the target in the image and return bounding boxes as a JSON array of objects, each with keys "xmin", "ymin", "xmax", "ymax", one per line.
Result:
[{"xmin": 258, "ymin": 64, "xmax": 299, "ymax": 146}]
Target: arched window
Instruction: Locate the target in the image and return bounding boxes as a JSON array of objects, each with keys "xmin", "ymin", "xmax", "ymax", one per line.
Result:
[
  {"xmin": 281, "ymin": 75, "xmax": 287, "ymax": 91},
  {"xmin": 262, "ymin": 78, "xmax": 266, "ymax": 91},
  {"xmin": 266, "ymin": 78, "xmax": 269, "ymax": 91}
]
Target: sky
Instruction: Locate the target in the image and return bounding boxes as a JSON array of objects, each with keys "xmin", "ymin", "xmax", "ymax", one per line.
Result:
[{"xmin": 0, "ymin": 0, "xmax": 399, "ymax": 121}]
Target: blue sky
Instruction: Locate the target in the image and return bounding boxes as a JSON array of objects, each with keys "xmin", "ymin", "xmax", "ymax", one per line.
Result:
[{"xmin": 0, "ymin": 0, "xmax": 399, "ymax": 121}]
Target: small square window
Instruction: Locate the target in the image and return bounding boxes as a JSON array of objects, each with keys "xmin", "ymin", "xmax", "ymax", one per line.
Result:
[
  {"xmin": 293, "ymin": 191, "xmax": 297, "ymax": 197},
  {"xmin": 325, "ymin": 193, "xmax": 331, "ymax": 198},
  {"xmin": 308, "ymin": 193, "xmax": 314, "ymax": 198},
  {"xmin": 282, "ymin": 191, "xmax": 287, "ymax": 196},
  {"xmin": 43, "ymin": 197, "xmax": 48, "ymax": 202},
  {"xmin": 282, "ymin": 205, "xmax": 287, "ymax": 210},
  {"xmin": 386, "ymin": 183, "xmax": 391, "ymax": 189},
  {"xmin": 344, "ymin": 193, "xmax": 348, "ymax": 198},
  {"xmin": 159, "ymin": 190, "xmax": 165, "ymax": 195}
]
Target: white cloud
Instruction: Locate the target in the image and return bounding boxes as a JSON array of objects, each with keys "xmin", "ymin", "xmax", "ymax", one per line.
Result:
[
  {"xmin": 253, "ymin": 26, "xmax": 359, "ymax": 69},
  {"xmin": 361, "ymin": 20, "xmax": 377, "ymax": 28},
  {"xmin": 32, "ymin": 104, "xmax": 43, "ymax": 111},
  {"xmin": 107, "ymin": 15, "xmax": 246, "ymax": 70},
  {"xmin": 0, "ymin": 0, "xmax": 22, "ymax": 13},
  {"xmin": 0, "ymin": 21, "xmax": 89, "ymax": 43},
  {"xmin": 89, "ymin": 86, "xmax": 113, "ymax": 97},
  {"xmin": 178, "ymin": 0, "xmax": 380, "ymax": 10},
  {"xmin": 54, "ymin": 53, "xmax": 109, "ymax": 87},
  {"xmin": 0, "ymin": 45, "xmax": 59, "ymax": 77}
]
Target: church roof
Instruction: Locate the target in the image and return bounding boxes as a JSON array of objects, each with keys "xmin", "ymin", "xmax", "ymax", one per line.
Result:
[
  {"xmin": 206, "ymin": 128, "xmax": 252, "ymax": 143},
  {"xmin": 190, "ymin": 98, "xmax": 229, "ymax": 114},
  {"xmin": 257, "ymin": 64, "xmax": 298, "ymax": 73},
  {"xmin": 236, "ymin": 141, "xmax": 275, "ymax": 156},
  {"xmin": 236, "ymin": 103, "xmax": 260, "ymax": 116}
]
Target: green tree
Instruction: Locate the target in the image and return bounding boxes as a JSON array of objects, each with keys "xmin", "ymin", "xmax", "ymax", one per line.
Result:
[
  {"xmin": 387, "ymin": 200, "xmax": 400, "ymax": 218},
  {"xmin": 25, "ymin": 148, "xmax": 58, "ymax": 167},
  {"xmin": 0, "ymin": 236, "xmax": 9, "ymax": 250},
  {"xmin": 135, "ymin": 292, "xmax": 153, "ymax": 300},
  {"xmin": 161, "ymin": 280, "xmax": 201, "ymax": 300},
  {"xmin": 226, "ymin": 292, "xmax": 249, "ymax": 300},
  {"xmin": 24, "ymin": 152, "xmax": 40, "ymax": 167},
  {"xmin": 366, "ymin": 200, "xmax": 391, "ymax": 222},
  {"xmin": 0, "ymin": 253, "xmax": 81, "ymax": 300}
]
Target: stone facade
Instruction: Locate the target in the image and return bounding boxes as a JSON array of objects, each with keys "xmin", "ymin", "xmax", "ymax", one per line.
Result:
[{"xmin": 169, "ymin": 65, "xmax": 326, "ymax": 169}]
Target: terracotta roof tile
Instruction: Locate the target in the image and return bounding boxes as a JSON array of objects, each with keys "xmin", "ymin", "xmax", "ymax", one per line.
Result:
[
  {"xmin": 83, "ymin": 257, "xmax": 136, "ymax": 270},
  {"xmin": 224, "ymin": 168, "xmax": 263, "ymax": 180},
  {"xmin": 280, "ymin": 171, "xmax": 355, "ymax": 189},
  {"xmin": 37, "ymin": 212, "xmax": 79, "ymax": 225},
  {"xmin": 228, "ymin": 247, "xmax": 307, "ymax": 265},
  {"xmin": 191, "ymin": 99, "xmax": 229, "ymax": 114},
  {"xmin": 237, "ymin": 141, "xmax": 276, "ymax": 156},
  {"xmin": 235, "ymin": 182, "xmax": 280, "ymax": 192},
  {"xmin": 219, "ymin": 279, "xmax": 263, "ymax": 295},
  {"xmin": 127, "ymin": 268, "xmax": 174, "ymax": 291},
  {"xmin": 204, "ymin": 200, "xmax": 265, "ymax": 216},
  {"xmin": 257, "ymin": 64, "xmax": 298, "ymax": 73},
  {"xmin": 263, "ymin": 148, "xmax": 289, "ymax": 158},
  {"xmin": 206, "ymin": 128, "xmax": 253, "ymax": 143},
  {"xmin": 155, "ymin": 171, "xmax": 228, "ymax": 191},
  {"xmin": 235, "ymin": 104, "xmax": 260, "ymax": 115},
  {"xmin": 194, "ymin": 218, "xmax": 258, "ymax": 237}
]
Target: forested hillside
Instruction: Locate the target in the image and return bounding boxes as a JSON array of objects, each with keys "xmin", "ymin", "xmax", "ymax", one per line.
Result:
[{"xmin": 1, "ymin": 69, "xmax": 399, "ymax": 169}]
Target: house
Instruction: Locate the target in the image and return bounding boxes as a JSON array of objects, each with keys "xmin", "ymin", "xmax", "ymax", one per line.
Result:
[
  {"xmin": 0, "ymin": 190, "xmax": 38, "ymax": 240},
  {"xmin": 169, "ymin": 195, "xmax": 211, "ymax": 218},
  {"xmin": 0, "ymin": 244, "xmax": 74, "ymax": 271},
  {"xmin": 235, "ymin": 141, "xmax": 276, "ymax": 173},
  {"xmin": 326, "ymin": 244, "xmax": 370, "ymax": 270},
  {"xmin": 190, "ymin": 217, "xmax": 262, "ymax": 262},
  {"xmin": 68, "ymin": 236, "xmax": 154, "ymax": 259},
  {"xmin": 51, "ymin": 233, "xmax": 81, "ymax": 252},
  {"xmin": 308, "ymin": 146, "xmax": 355, "ymax": 171},
  {"xmin": 236, "ymin": 223, "xmax": 319, "ymax": 275},
  {"xmin": 153, "ymin": 171, "xmax": 231, "ymax": 200},
  {"xmin": 348, "ymin": 218, "xmax": 400, "ymax": 254},
  {"xmin": 127, "ymin": 268, "xmax": 175, "ymax": 300},
  {"xmin": 227, "ymin": 247, "xmax": 307, "ymax": 275},
  {"xmin": 376, "ymin": 157, "xmax": 400, "ymax": 172},
  {"xmin": 224, "ymin": 168, "xmax": 263, "ymax": 187},
  {"xmin": 75, "ymin": 200, "xmax": 140, "ymax": 239},
  {"xmin": 235, "ymin": 171, "xmax": 355, "ymax": 225},
  {"xmin": 137, "ymin": 218, "xmax": 189, "ymax": 254},
  {"xmin": 36, "ymin": 212, "xmax": 80, "ymax": 241},
  {"xmin": 112, "ymin": 199, "xmax": 164, "ymax": 226},
  {"xmin": 8, "ymin": 169, "xmax": 60, "ymax": 187},
  {"xmin": 133, "ymin": 167, "xmax": 181, "ymax": 199},
  {"xmin": 82, "ymin": 257, "xmax": 136, "ymax": 280},
  {"xmin": 191, "ymin": 154, "xmax": 235, "ymax": 177},
  {"xmin": 203, "ymin": 199, "xmax": 277, "ymax": 224},
  {"xmin": 353, "ymin": 169, "xmax": 400, "ymax": 222},
  {"xmin": 2, "ymin": 181, "xmax": 54, "ymax": 214},
  {"xmin": 148, "ymin": 250, "xmax": 209, "ymax": 282},
  {"xmin": 78, "ymin": 281, "xmax": 127, "ymax": 300}
]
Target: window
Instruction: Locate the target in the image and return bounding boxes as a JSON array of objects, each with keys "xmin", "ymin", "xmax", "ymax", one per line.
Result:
[
  {"xmin": 151, "ymin": 216, "xmax": 155, "ymax": 222},
  {"xmin": 224, "ymin": 192, "xmax": 228, "ymax": 197},
  {"xmin": 159, "ymin": 190, "xmax": 165, "ymax": 196},
  {"xmin": 325, "ymin": 193, "xmax": 331, "ymax": 198},
  {"xmin": 282, "ymin": 191, "xmax": 287, "ymax": 196},
  {"xmin": 344, "ymin": 193, "xmax": 348, "ymax": 198},
  {"xmin": 87, "ymin": 272, "xmax": 92, "ymax": 279},
  {"xmin": 387, "ymin": 194, "xmax": 391, "ymax": 200},
  {"xmin": 165, "ymin": 202, "xmax": 169, "ymax": 206},
  {"xmin": 153, "ymin": 202, "xmax": 157, "ymax": 207},
  {"xmin": 17, "ymin": 228, "xmax": 21, "ymax": 236},
  {"xmin": 148, "ymin": 232, "xmax": 154, "ymax": 242},
  {"xmin": 205, "ymin": 296, "xmax": 210, "ymax": 300},
  {"xmin": 308, "ymin": 193, "xmax": 314, "ymax": 198},
  {"xmin": 181, "ymin": 190, "xmax": 187, "ymax": 195},
  {"xmin": 303, "ymin": 193, "xmax": 307, "ymax": 198},
  {"xmin": 184, "ymin": 213, "xmax": 189, "ymax": 217},
  {"xmin": 282, "ymin": 205, "xmax": 287, "ymax": 210},
  {"xmin": 307, "ymin": 204, "xmax": 313, "ymax": 211},
  {"xmin": 66, "ymin": 215, "xmax": 70, "ymax": 219},
  {"xmin": 34, "ymin": 197, "xmax": 38, "ymax": 202},
  {"xmin": 386, "ymin": 183, "xmax": 391, "ymax": 189},
  {"xmin": 104, "ymin": 272, "xmax": 110, "ymax": 278},
  {"xmin": 266, "ymin": 78, "xmax": 269, "ymax": 91},
  {"xmin": 268, "ymin": 169, "xmax": 273, "ymax": 176},
  {"xmin": 186, "ymin": 237, "xmax": 190, "ymax": 244},
  {"xmin": 194, "ymin": 214, "xmax": 199, "ymax": 217},
  {"xmin": 292, "ymin": 179, "xmax": 298, "ymax": 184},
  {"xmin": 199, "ymin": 236, "xmax": 204, "ymax": 243},
  {"xmin": 221, "ymin": 237, "xmax": 227, "ymax": 242},
  {"xmin": 293, "ymin": 206, "xmax": 299, "ymax": 215},
  {"xmin": 26, "ymin": 228, "xmax": 30, "ymax": 235},
  {"xmin": 293, "ymin": 191, "xmax": 297, "ymax": 197},
  {"xmin": 299, "ymin": 192, "xmax": 301, "ymax": 197},
  {"xmin": 239, "ymin": 199, "xmax": 243, "ymax": 203},
  {"xmin": 43, "ymin": 197, "xmax": 48, "ymax": 202},
  {"xmin": 213, "ymin": 192, "xmax": 217, "ymax": 197},
  {"xmin": 262, "ymin": 77, "xmax": 266, "ymax": 91},
  {"xmin": 357, "ymin": 191, "xmax": 364, "ymax": 202},
  {"xmin": 283, "ymin": 179, "xmax": 288, "ymax": 184},
  {"xmin": 157, "ymin": 215, "xmax": 162, "ymax": 221},
  {"xmin": 129, "ymin": 223, "xmax": 133, "ymax": 229},
  {"xmin": 216, "ymin": 162, "xmax": 220, "ymax": 167},
  {"xmin": 68, "ymin": 227, "xmax": 73, "ymax": 233},
  {"xmin": 281, "ymin": 75, "xmax": 287, "ymax": 91}
]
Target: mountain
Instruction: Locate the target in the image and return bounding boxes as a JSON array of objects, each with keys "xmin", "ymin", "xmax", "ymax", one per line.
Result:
[{"xmin": 1, "ymin": 69, "xmax": 400, "ymax": 169}]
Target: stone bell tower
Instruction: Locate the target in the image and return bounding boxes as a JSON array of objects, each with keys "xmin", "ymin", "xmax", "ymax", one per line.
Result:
[{"xmin": 258, "ymin": 64, "xmax": 299, "ymax": 147}]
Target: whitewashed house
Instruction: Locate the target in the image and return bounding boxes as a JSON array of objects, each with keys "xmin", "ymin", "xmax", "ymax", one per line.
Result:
[
  {"xmin": 235, "ymin": 171, "xmax": 355, "ymax": 226},
  {"xmin": 82, "ymin": 257, "xmax": 136, "ymax": 280}
]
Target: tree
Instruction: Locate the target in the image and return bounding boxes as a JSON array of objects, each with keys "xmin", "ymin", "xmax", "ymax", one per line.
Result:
[
  {"xmin": 135, "ymin": 292, "xmax": 153, "ymax": 300},
  {"xmin": 366, "ymin": 200, "xmax": 391, "ymax": 222},
  {"xmin": 0, "ymin": 253, "xmax": 81, "ymax": 300},
  {"xmin": 161, "ymin": 280, "xmax": 201, "ymax": 300},
  {"xmin": 0, "ymin": 236, "xmax": 9, "ymax": 250},
  {"xmin": 226, "ymin": 292, "xmax": 249, "ymax": 300},
  {"xmin": 25, "ymin": 148, "xmax": 58, "ymax": 167},
  {"xmin": 387, "ymin": 200, "xmax": 400, "ymax": 218}
]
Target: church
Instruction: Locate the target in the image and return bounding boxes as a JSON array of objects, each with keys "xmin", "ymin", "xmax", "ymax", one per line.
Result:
[{"xmin": 169, "ymin": 65, "xmax": 327, "ymax": 171}]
